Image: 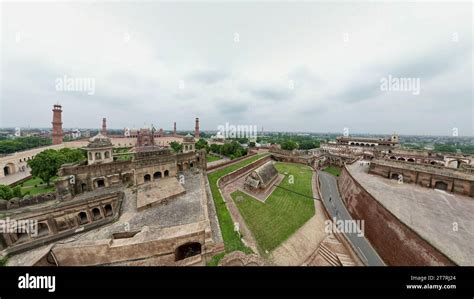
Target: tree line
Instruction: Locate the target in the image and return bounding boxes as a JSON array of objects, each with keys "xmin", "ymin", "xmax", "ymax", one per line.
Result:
[{"xmin": 0, "ymin": 137, "xmax": 52, "ymax": 154}]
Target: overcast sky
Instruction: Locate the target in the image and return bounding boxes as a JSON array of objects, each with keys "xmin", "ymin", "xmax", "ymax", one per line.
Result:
[{"xmin": 1, "ymin": 1, "xmax": 472, "ymax": 136}]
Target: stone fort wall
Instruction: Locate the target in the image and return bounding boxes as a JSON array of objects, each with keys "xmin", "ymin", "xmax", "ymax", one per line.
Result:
[{"xmin": 338, "ymin": 166, "xmax": 455, "ymax": 266}]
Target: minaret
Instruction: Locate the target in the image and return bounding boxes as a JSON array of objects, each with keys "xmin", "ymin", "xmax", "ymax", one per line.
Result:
[
  {"xmin": 102, "ymin": 118, "xmax": 107, "ymax": 136},
  {"xmin": 195, "ymin": 118, "xmax": 200, "ymax": 139},
  {"xmin": 173, "ymin": 122, "xmax": 177, "ymax": 136},
  {"xmin": 52, "ymin": 104, "xmax": 63, "ymax": 145}
]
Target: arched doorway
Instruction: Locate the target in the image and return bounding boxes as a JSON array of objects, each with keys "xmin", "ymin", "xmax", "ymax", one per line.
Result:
[
  {"xmin": 434, "ymin": 181, "xmax": 448, "ymax": 191},
  {"xmin": 3, "ymin": 166, "xmax": 9, "ymax": 176},
  {"xmin": 78, "ymin": 212, "xmax": 89, "ymax": 225},
  {"xmin": 144, "ymin": 174, "xmax": 151, "ymax": 182},
  {"xmin": 96, "ymin": 179, "xmax": 105, "ymax": 188},
  {"xmin": 164, "ymin": 170, "xmax": 169, "ymax": 177},
  {"xmin": 37, "ymin": 223, "xmax": 50, "ymax": 237},
  {"xmin": 104, "ymin": 204, "xmax": 113, "ymax": 217},
  {"xmin": 153, "ymin": 172, "xmax": 162, "ymax": 180},
  {"xmin": 391, "ymin": 173, "xmax": 400, "ymax": 180},
  {"xmin": 3, "ymin": 163, "xmax": 14, "ymax": 176},
  {"xmin": 92, "ymin": 207, "xmax": 102, "ymax": 220},
  {"xmin": 175, "ymin": 242, "xmax": 202, "ymax": 261}
]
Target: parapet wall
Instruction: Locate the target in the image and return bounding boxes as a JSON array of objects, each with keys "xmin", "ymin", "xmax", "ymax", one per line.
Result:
[
  {"xmin": 338, "ymin": 166, "xmax": 455, "ymax": 266},
  {"xmin": 0, "ymin": 192, "xmax": 56, "ymax": 211},
  {"xmin": 37, "ymin": 222, "xmax": 213, "ymax": 266}
]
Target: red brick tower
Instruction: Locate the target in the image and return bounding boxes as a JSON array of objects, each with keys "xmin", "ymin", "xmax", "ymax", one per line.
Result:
[
  {"xmin": 52, "ymin": 104, "xmax": 63, "ymax": 145},
  {"xmin": 173, "ymin": 122, "xmax": 177, "ymax": 136},
  {"xmin": 102, "ymin": 118, "xmax": 107, "ymax": 136},
  {"xmin": 195, "ymin": 118, "xmax": 200, "ymax": 139}
]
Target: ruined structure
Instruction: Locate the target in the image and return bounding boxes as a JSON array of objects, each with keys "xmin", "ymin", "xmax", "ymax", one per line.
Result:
[
  {"xmin": 55, "ymin": 130, "xmax": 206, "ymax": 201},
  {"xmin": 1, "ymin": 120, "xmax": 223, "ymax": 266},
  {"xmin": 244, "ymin": 161, "xmax": 279, "ymax": 192},
  {"xmin": 1, "ymin": 191, "xmax": 123, "ymax": 255}
]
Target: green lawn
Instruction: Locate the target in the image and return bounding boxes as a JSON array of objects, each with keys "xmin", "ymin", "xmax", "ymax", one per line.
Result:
[
  {"xmin": 231, "ymin": 162, "xmax": 315, "ymax": 254},
  {"xmin": 323, "ymin": 166, "xmax": 342, "ymax": 177},
  {"xmin": 206, "ymin": 154, "xmax": 222, "ymax": 163},
  {"xmin": 206, "ymin": 153, "xmax": 269, "ymax": 265},
  {"xmin": 19, "ymin": 177, "xmax": 56, "ymax": 196}
]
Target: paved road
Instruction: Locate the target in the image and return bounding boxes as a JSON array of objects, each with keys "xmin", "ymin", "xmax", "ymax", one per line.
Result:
[{"xmin": 318, "ymin": 171, "xmax": 385, "ymax": 266}]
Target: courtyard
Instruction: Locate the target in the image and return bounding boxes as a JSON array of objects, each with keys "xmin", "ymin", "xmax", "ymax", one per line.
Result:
[{"xmin": 231, "ymin": 162, "xmax": 315, "ymax": 254}]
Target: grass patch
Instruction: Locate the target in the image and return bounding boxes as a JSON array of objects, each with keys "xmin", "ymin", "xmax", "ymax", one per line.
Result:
[
  {"xmin": 206, "ymin": 252, "xmax": 226, "ymax": 266},
  {"xmin": 231, "ymin": 162, "xmax": 315, "ymax": 254},
  {"xmin": 207, "ymin": 153, "xmax": 269, "ymax": 264},
  {"xmin": 20, "ymin": 176, "xmax": 56, "ymax": 196},
  {"xmin": 323, "ymin": 166, "xmax": 341, "ymax": 177},
  {"xmin": 206, "ymin": 154, "xmax": 222, "ymax": 163},
  {"xmin": 0, "ymin": 256, "xmax": 7, "ymax": 266}
]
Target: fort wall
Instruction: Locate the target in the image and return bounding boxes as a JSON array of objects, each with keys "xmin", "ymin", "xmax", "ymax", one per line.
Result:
[{"xmin": 338, "ymin": 166, "xmax": 455, "ymax": 266}]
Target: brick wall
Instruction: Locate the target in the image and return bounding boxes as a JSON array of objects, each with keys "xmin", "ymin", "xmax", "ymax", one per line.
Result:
[{"xmin": 339, "ymin": 166, "xmax": 455, "ymax": 266}]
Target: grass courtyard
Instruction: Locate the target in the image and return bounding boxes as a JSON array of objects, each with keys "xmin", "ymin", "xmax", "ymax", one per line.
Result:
[
  {"xmin": 231, "ymin": 162, "xmax": 315, "ymax": 254},
  {"xmin": 18, "ymin": 176, "xmax": 56, "ymax": 196},
  {"xmin": 206, "ymin": 154, "xmax": 222, "ymax": 163},
  {"xmin": 323, "ymin": 165, "xmax": 342, "ymax": 177},
  {"xmin": 206, "ymin": 153, "xmax": 269, "ymax": 265}
]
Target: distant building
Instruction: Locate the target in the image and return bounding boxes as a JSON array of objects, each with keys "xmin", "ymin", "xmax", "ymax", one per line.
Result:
[
  {"xmin": 14, "ymin": 127, "xmax": 21, "ymax": 137},
  {"xmin": 71, "ymin": 129, "xmax": 81, "ymax": 139},
  {"xmin": 335, "ymin": 133, "xmax": 399, "ymax": 148}
]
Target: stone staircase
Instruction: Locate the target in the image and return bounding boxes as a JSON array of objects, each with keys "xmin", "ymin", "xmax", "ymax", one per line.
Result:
[
  {"xmin": 317, "ymin": 243, "xmax": 341, "ymax": 266},
  {"xmin": 336, "ymin": 253, "xmax": 357, "ymax": 266},
  {"xmin": 302, "ymin": 233, "xmax": 359, "ymax": 267}
]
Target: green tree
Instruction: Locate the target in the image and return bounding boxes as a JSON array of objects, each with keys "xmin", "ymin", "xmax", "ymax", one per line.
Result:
[
  {"xmin": 12, "ymin": 186, "xmax": 22, "ymax": 198},
  {"xmin": 210, "ymin": 144, "xmax": 222, "ymax": 154},
  {"xmin": 299, "ymin": 140, "xmax": 320, "ymax": 150},
  {"xmin": 58, "ymin": 148, "xmax": 86, "ymax": 164},
  {"xmin": 0, "ymin": 185, "xmax": 14, "ymax": 200},
  {"xmin": 0, "ymin": 137, "xmax": 52, "ymax": 154},
  {"xmin": 27, "ymin": 149, "xmax": 62, "ymax": 186},
  {"xmin": 170, "ymin": 141, "xmax": 182, "ymax": 153},
  {"xmin": 27, "ymin": 148, "xmax": 86, "ymax": 186},
  {"xmin": 281, "ymin": 140, "xmax": 298, "ymax": 150},
  {"xmin": 195, "ymin": 139, "xmax": 209, "ymax": 152}
]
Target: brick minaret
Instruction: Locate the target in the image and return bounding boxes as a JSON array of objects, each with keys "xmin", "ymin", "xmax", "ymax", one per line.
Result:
[
  {"xmin": 51, "ymin": 104, "xmax": 63, "ymax": 145},
  {"xmin": 173, "ymin": 122, "xmax": 177, "ymax": 136},
  {"xmin": 195, "ymin": 118, "xmax": 200, "ymax": 139},
  {"xmin": 102, "ymin": 118, "xmax": 107, "ymax": 136}
]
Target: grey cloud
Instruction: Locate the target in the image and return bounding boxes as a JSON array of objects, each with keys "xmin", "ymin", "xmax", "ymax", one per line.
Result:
[
  {"xmin": 186, "ymin": 69, "xmax": 229, "ymax": 84},
  {"xmin": 245, "ymin": 86, "xmax": 294, "ymax": 102}
]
